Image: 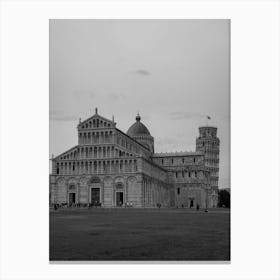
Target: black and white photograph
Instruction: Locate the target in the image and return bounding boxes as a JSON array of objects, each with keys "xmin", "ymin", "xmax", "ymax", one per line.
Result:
[
  {"xmin": 49, "ymin": 19, "xmax": 230, "ymax": 261},
  {"xmin": 1, "ymin": 0, "xmax": 280, "ymax": 279}
]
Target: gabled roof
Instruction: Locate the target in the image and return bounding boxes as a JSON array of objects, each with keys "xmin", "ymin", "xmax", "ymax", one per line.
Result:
[{"xmin": 78, "ymin": 108, "xmax": 115, "ymax": 129}]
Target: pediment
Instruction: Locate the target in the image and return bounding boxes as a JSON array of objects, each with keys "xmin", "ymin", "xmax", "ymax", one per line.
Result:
[{"xmin": 78, "ymin": 114, "xmax": 115, "ymax": 130}]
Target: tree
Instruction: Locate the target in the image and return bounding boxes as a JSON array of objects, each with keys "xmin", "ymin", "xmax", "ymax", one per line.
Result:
[{"xmin": 218, "ymin": 189, "xmax": 230, "ymax": 208}]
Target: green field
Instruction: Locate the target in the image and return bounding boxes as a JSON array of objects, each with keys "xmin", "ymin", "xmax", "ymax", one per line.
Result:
[{"xmin": 49, "ymin": 208, "xmax": 230, "ymax": 261}]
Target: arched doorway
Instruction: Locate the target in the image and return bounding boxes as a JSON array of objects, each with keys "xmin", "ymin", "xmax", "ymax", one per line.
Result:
[
  {"xmin": 189, "ymin": 198, "xmax": 194, "ymax": 208},
  {"xmin": 69, "ymin": 193, "xmax": 76, "ymax": 204},
  {"xmin": 68, "ymin": 183, "xmax": 77, "ymax": 206},
  {"xmin": 89, "ymin": 176, "xmax": 101, "ymax": 206},
  {"xmin": 115, "ymin": 183, "xmax": 124, "ymax": 206}
]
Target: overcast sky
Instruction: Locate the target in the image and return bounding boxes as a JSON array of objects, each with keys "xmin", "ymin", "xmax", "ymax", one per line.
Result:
[{"xmin": 50, "ymin": 19, "xmax": 230, "ymax": 188}]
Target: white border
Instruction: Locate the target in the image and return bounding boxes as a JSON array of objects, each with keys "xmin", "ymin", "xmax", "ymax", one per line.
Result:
[{"xmin": 0, "ymin": 1, "xmax": 279, "ymax": 280}]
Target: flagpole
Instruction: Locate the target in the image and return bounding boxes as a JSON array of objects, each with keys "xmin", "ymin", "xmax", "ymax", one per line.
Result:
[{"xmin": 206, "ymin": 115, "xmax": 211, "ymax": 127}]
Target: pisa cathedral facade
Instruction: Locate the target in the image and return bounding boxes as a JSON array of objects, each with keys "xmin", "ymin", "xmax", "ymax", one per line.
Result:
[{"xmin": 50, "ymin": 108, "xmax": 220, "ymax": 208}]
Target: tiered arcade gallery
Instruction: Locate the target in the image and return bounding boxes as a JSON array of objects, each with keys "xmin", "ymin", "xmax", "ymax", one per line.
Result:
[{"xmin": 50, "ymin": 108, "xmax": 220, "ymax": 208}]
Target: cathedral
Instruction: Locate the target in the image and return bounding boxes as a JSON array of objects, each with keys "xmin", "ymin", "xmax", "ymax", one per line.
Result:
[{"xmin": 50, "ymin": 108, "xmax": 220, "ymax": 208}]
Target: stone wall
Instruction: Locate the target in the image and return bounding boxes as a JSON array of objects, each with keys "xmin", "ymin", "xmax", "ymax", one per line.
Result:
[
  {"xmin": 50, "ymin": 173, "xmax": 173, "ymax": 208},
  {"xmin": 174, "ymin": 183, "xmax": 207, "ymax": 208}
]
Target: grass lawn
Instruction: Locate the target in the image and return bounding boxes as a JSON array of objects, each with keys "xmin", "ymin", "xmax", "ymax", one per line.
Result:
[{"xmin": 49, "ymin": 208, "xmax": 230, "ymax": 261}]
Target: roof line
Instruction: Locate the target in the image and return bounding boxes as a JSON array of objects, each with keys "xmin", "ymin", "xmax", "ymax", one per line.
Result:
[
  {"xmin": 53, "ymin": 145, "xmax": 79, "ymax": 160},
  {"xmin": 153, "ymin": 151, "xmax": 204, "ymax": 157},
  {"xmin": 199, "ymin": 126, "xmax": 217, "ymax": 129},
  {"xmin": 79, "ymin": 113, "xmax": 114, "ymax": 127},
  {"xmin": 116, "ymin": 128, "xmax": 151, "ymax": 152}
]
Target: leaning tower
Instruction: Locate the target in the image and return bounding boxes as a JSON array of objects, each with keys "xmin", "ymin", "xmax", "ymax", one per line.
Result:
[{"xmin": 196, "ymin": 126, "xmax": 220, "ymax": 207}]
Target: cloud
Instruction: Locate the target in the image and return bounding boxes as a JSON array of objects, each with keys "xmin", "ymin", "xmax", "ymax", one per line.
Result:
[
  {"xmin": 135, "ymin": 69, "xmax": 151, "ymax": 76},
  {"xmin": 169, "ymin": 111, "xmax": 205, "ymax": 120},
  {"xmin": 50, "ymin": 110, "xmax": 78, "ymax": 121}
]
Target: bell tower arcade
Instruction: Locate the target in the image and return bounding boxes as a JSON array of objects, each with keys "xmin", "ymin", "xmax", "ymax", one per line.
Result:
[{"xmin": 196, "ymin": 126, "xmax": 220, "ymax": 207}]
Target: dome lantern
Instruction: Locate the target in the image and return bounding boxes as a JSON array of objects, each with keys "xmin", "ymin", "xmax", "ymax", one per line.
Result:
[{"xmin": 136, "ymin": 112, "xmax": 141, "ymax": 122}]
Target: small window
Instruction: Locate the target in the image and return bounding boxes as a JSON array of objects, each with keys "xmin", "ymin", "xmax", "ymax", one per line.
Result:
[
  {"xmin": 57, "ymin": 168, "xmax": 59, "ymax": 174},
  {"xmin": 162, "ymin": 159, "xmax": 164, "ymax": 164},
  {"xmin": 182, "ymin": 158, "xmax": 184, "ymax": 163},
  {"xmin": 177, "ymin": 188, "xmax": 180, "ymax": 195},
  {"xmin": 171, "ymin": 158, "xmax": 174, "ymax": 164},
  {"xmin": 182, "ymin": 171, "xmax": 184, "ymax": 178},
  {"xmin": 175, "ymin": 172, "xmax": 178, "ymax": 178}
]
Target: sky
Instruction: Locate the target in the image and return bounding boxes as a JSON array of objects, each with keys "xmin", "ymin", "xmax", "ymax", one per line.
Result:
[{"xmin": 50, "ymin": 19, "xmax": 230, "ymax": 188}]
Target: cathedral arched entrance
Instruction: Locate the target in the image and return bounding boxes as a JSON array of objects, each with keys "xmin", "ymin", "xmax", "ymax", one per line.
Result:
[
  {"xmin": 68, "ymin": 193, "xmax": 76, "ymax": 205},
  {"xmin": 189, "ymin": 197, "xmax": 194, "ymax": 208},
  {"xmin": 89, "ymin": 176, "xmax": 102, "ymax": 206},
  {"xmin": 90, "ymin": 188, "xmax": 100, "ymax": 206},
  {"xmin": 68, "ymin": 183, "xmax": 77, "ymax": 206},
  {"xmin": 115, "ymin": 183, "xmax": 124, "ymax": 207}
]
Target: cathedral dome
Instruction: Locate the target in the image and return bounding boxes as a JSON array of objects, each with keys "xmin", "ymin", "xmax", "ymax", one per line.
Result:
[{"xmin": 127, "ymin": 114, "xmax": 151, "ymax": 136}]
